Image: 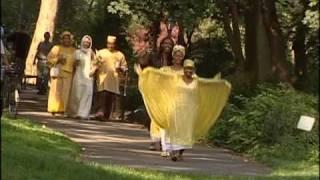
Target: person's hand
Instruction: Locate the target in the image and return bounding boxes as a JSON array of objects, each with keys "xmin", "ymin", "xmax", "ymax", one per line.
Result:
[
  {"xmin": 74, "ymin": 59, "xmax": 80, "ymax": 66},
  {"xmin": 89, "ymin": 71, "xmax": 95, "ymax": 77},
  {"xmin": 89, "ymin": 66, "xmax": 98, "ymax": 77},
  {"xmin": 134, "ymin": 63, "xmax": 142, "ymax": 75},
  {"xmin": 116, "ymin": 67, "xmax": 124, "ymax": 74},
  {"xmin": 58, "ymin": 54, "xmax": 66, "ymax": 64},
  {"xmin": 121, "ymin": 66, "xmax": 128, "ymax": 72}
]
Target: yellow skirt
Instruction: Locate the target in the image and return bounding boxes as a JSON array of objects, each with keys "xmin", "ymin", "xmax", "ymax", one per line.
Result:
[
  {"xmin": 150, "ymin": 120, "xmax": 161, "ymax": 141},
  {"xmin": 48, "ymin": 72, "xmax": 72, "ymax": 113}
]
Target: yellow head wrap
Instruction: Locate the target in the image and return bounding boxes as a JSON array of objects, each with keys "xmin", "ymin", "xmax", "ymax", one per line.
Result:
[
  {"xmin": 183, "ymin": 59, "xmax": 195, "ymax": 68},
  {"xmin": 60, "ymin": 31, "xmax": 74, "ymax": 44}
]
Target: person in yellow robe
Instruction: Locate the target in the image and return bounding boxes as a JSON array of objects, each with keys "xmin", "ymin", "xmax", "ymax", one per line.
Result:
[
  {"xmin": 137, "ymin": 59, "xmax": 231, "ymax": 161},
  {"xmin": 157, "ymin": 45, "xmax": 185, "ymax": 156},
  {"xmin": 92, "ymin": 35, "xmax": 127, "ymax": 121},
  {"xmin": 136, "ymin": 44, "xmax": 185, "ymax": 151},
  {"xmin": 47, "ymin": 31, "xmax": 76, "ymax": 116}
]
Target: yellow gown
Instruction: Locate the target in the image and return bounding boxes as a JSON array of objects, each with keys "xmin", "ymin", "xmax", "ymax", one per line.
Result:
[
  {"xmin": 47, "ymin": 45, "xmax": 76, "ymax": 113},
  {"xmin": 138, "ymin": 67, "xmax": 231, "ymax": 147},
  {"xmin": 149, "ymin": 66, "xmax": 183, "ymax": 141}
]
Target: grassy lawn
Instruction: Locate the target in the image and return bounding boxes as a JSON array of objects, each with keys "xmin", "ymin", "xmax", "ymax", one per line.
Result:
[{"xmin": 1, "ymin": 116, "xmax": 318, "ymax": 180}]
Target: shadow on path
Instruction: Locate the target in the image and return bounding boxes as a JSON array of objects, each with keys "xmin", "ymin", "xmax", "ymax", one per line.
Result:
[{"xmin": 17, "ymin": 88, "xmax": 272, "ymax": 176}]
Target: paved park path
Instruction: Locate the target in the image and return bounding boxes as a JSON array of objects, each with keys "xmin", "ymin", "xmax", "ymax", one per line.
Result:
[{"xmin": 18, "ymin": 88, "xmax": 271, "ymax": 176}]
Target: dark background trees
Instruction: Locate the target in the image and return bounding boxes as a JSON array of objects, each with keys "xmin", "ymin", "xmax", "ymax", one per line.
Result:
[{"xmin": 1, "ymin": 0, "xmax": 318, "ymax": 91}]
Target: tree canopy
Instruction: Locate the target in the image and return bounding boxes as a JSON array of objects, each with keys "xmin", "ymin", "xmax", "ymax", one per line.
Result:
[{"xmin": 1, "ymin": 0, "xmax": 319, "ymax": 93}]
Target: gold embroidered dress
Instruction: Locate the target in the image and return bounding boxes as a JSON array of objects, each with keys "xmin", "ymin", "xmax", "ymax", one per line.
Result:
[{"xmin": 47, "ymin": 45, "xmax": 76, "ymax": 113}]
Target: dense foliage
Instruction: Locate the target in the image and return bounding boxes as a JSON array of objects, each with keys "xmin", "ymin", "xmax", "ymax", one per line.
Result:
[{"xmin": 209, "ymin": 83, "xmax": 319, "ymax": 163}]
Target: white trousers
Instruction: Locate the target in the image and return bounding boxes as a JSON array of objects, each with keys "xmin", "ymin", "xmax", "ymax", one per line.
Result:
[{"xmin": 160, "ymin": 128, "xmax": 187, "ymax": 152}]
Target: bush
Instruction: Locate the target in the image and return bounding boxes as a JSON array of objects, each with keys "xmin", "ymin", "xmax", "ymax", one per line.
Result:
[{"xmin": 208, "ymin": 83, "xmax": 319, "ymax": 163}]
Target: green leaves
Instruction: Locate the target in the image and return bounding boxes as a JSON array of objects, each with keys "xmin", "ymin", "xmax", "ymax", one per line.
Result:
[
  {"xmin": 208, "ymin": 83, "xmax": 319, "ymax": 162},
  {"xmin": 107, "ymin": 0, "xmax": 132, "ymax": 17}
]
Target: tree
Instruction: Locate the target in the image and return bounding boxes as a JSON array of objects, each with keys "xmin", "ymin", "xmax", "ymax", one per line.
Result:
[
  {"xmin": 217, "ymin": 0, "xmax": 245, "ymax": 68},
  {"xmin": 215, "ymin": 0, "xmax": 295, "ymax": 86},
  {"xmin": 24, "ymin": 0, "xmax": 60, "ymax": 78},
  {"xmin": 243, "ymin": 0, "xmax": 274, "ymax": 85},
  {"xmin": 1, "ymin": 0, "xmax": 39, "ymax": 32}
]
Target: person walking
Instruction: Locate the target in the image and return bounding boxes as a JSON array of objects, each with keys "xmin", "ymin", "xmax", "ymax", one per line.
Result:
[
  {"xmin": 47, "ymin": 31, "xmax": 76, "ymax": 116},
  {"xmin": 93, "ymin": 35, "xmax": 127, "ymax": 121},
  {"xmin": 68, "ymin": 35, "xmax": 95, "ymax": 119},
  {"xmin": 34, "ymin": 32, "xmax": 53, "ymax": 95},
  {"xmin": 137, "ymin": 59, "xmax": 231, "ymax": 161}
]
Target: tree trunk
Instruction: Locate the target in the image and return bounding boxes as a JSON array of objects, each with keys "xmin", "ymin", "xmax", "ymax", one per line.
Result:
[
  {"xmin": 185, "ymin": 28, "xmax": 194, "ymax": 58},
  {"xmin": 88, "ymin": 0, "xmax": 95, "ymax": 12},
  {"xmin": 261, "ymin": 0, "xmax": 292, "ymax": 85},
  {"xmin": 228, "ymin": 0, "xmax": 245, "ymax": 65},
  {"xmin": 24, "ymin": 0, "xmax": 59, "ymax": 80},
  {"xmin": 292, "ymin": 23, "xmax": 307, "ymax": 85},
  {"xmin": 292, "ymin": 0, "xmax": 308, "ymax": 87},
  {"xmin": 219, "ymin": 0, "xmax": 245, "ymax": 68},
  {"xmin": 244, "ymin": 0, "xmax": 274, "ymax": 85}
]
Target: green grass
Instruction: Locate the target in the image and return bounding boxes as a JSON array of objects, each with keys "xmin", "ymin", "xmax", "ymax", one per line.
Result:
[
  {"xmin": 1, "ymin": 116, "xmax": 319, "ymax": 180},
  {"xmin": 249, "ymin": 142, "xmax": 319, "ymax": 178}
]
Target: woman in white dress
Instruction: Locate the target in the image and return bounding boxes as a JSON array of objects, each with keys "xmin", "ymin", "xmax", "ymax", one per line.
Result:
[{"xmin": 68, "ymin": 35, "xmax": 95, "ymax": 119}]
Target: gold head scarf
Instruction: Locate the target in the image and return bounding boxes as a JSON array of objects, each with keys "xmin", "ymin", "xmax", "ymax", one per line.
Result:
[
  {"xmin": 60, "ymin": 31, "xmax": 74, "ymax": 44},
  {"xmin": 183, "ymin": 59, "xmax": 195, "ymax": 68}
]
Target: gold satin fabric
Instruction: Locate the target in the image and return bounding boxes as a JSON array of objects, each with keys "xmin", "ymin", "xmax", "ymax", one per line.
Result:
[{"xmin": 138, "ymin": 67, "xmax": 231, "ymax": 146}]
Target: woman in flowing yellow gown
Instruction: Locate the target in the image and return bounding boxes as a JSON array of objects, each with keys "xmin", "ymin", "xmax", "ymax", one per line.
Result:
[
  {"xmin": 158, "ymin": 45, "xmax": 185, "ymax": 157},
  {"xmin": 47, "ymin": 31, "xmax": 76, "ymax": 116},
  {"xmin": 137, "ymin": 59, "xmax": 231, "ymax": 161}
]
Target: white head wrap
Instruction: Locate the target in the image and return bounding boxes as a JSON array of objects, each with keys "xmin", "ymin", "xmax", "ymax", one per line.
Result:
[
  {"xmin": 80, "ymin": 35, "xmax": 92, "ymax": 53},
  {"xmin": 172, "ymin": 45, "xmax": 185, "ymax": 58}
]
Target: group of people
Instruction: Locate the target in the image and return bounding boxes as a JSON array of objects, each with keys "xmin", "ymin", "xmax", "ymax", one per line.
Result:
[
  {"xmin": 41, "ymin": 31, "xmax": 127, "ymax": 120},
  {"xmin": 2, "ymin": 25, "xmax": 231, "ymax": 162},
  {"xmin": 134, "ymin": 36, "xmax": 231, "ymax": 161}
]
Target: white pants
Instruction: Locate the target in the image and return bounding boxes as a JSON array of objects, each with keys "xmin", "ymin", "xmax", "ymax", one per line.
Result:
[{"xmin": 160, "ymin": 128, "xmax": 187, "ymax": 151}]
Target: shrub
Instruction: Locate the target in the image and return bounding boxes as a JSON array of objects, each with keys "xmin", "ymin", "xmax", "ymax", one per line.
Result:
[{"xmin": 208, "ymin": 83, "xmax": 319, "ymax": 163}]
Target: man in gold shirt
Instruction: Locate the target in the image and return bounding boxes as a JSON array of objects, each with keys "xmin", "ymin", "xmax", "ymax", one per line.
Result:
[{"xmin": 93, "ymin": 36, "xmax": 127, "ymax": 121}]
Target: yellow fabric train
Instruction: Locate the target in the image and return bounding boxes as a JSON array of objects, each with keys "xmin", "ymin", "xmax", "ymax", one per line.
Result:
[{"xmin": 138, "ymin": 67, "xmax": 231, "ymax": 147}]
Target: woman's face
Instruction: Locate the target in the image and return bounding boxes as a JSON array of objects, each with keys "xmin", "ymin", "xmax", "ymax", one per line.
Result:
[
  {"xmin": 160, "ymin": 39, "xmax": 174, "ymax": 53},
  {"xmin": 172, "ymin": 51, "xmax": 184, "ymax": 65},
  {"xmin": 62, "ymin": 35, "xmax": 71, "ymax": 46},
  {"xmin": 184, "ymin": 67, "xmax": 194, "ymax": 78},
  {"xmin": 82, "ymin": 37, "xmax": 91, "ymax": 49},
  {"xmin": 171, "ymin": 25, "xmax": 179, "ymax": 37}
]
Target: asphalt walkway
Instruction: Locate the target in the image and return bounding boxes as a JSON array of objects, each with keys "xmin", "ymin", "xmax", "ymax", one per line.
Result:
[{"xmin": 17, "ymin": 88, "xmax": 271, "ymax": 176}]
